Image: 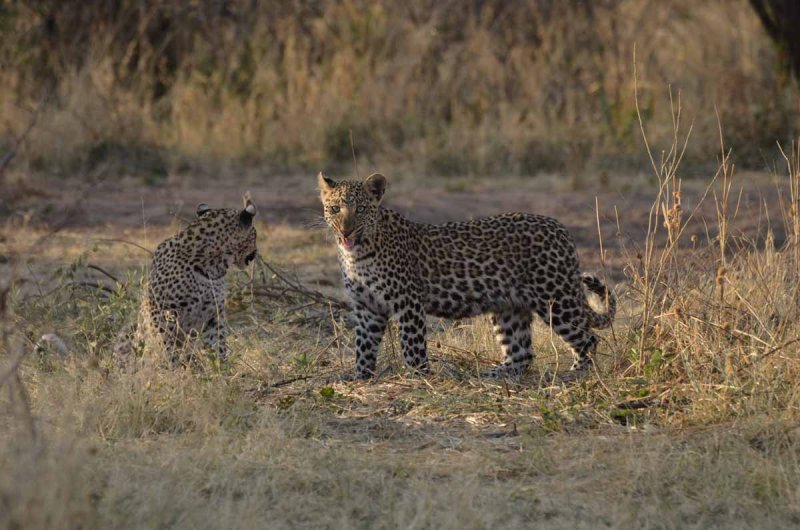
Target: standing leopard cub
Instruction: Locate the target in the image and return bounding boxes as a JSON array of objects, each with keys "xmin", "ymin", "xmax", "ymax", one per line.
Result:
[
  {"xmin": 114, "ymin": 195, "xmax": 258, "ymax": 366},
  {"xmin": 318, "ymin": 172, "xmax": 615, "ymax": 378}
]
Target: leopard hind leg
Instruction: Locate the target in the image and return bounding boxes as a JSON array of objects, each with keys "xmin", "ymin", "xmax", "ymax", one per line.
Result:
[{"xmin": 484, "ymin": 308, "xmax": 534, "ymax": 377}]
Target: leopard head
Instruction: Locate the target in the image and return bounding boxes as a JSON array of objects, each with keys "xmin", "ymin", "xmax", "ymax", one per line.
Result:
[
  {"xmin": 192, "ymin": 193, "xmax": 258, "ymax": 270},
  {"xmin": 317, "ymin": 172, "xmax": 386, "ymax": 252}
]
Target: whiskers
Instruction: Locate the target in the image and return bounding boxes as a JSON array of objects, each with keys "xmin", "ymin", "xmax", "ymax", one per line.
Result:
[
  {"xmin": 304, "ymin": 214, "xmax": 341, "ymax": 245},
  {"xmin": 305, "ymin": 214, "xmax": 329, "ymax": 231},
  {"xmin": 303, "ymin": 210, "xmax": 368, "ymax": 246}
]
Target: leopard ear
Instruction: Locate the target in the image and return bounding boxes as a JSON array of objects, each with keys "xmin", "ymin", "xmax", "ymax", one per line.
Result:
[
  {"xmin": 196, "ymin": 203, "xmax": 211, "ymax": 217},
  {"xmin": 239, "ymin": 192, "xmax": 256, "ymax": 227},
  {"xmin": 364, "ymin": 173, "xmax": 386, "ymax": 203},
  {"xmin": 242, "ymin": 191, "xmax": 256, "ymax": 215},
  {"xmin": 318, "ymin": 171, "xmax": 336, "ymax": 192}
]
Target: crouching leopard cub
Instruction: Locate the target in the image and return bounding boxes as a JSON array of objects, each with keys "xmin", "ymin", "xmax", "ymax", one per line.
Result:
[
  {"xmin": 114, "ymin": 195, "xmax": 258, "ymax": 366},
  {"xmin": 318, "ymin": 172, "xmax": 615, "ymax": 379}
]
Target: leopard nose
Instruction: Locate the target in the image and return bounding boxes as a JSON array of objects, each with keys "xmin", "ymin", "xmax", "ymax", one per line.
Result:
[{"xmin": 342, "ymin": 216, "xmax": 357, "ymax": 236}]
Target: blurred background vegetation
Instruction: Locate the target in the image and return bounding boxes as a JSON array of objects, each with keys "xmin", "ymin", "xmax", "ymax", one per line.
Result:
[{"xmin": 1, "ymin": 0, "xmax": 798, "ymax": 181}]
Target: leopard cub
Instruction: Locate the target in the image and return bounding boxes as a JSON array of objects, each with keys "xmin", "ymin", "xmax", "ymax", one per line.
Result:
[
  {"xmin": 318, "ymin": 172, "xmax": 615, "ymax": 378},
  {"xmin": 114, "ymin": 195, "xmax": 258, "ymax": 365}
]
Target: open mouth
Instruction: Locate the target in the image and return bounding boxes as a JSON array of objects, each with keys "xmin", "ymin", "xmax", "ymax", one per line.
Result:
[
  {"xmin": 244, "ymin": 251, "xmax": 256, "ymax": 265},
  {"xmin": 339, "ymin": 236, "xmax": 357, "ymax": 250}
]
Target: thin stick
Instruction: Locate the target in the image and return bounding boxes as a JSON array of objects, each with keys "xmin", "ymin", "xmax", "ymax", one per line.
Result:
[
  {"xmin": 752, "ymin": 337, "xmax": 800, "ymax": 365},
  {"xmin": 349, "ymin": 129, "xmax": 360, "ymax": 179},
  {"xmin": 88, "ymin": 263, "xmax": 122, "ymax": 284},
  {"xmin": 0, "ymin": 84, "xmax": 55, "ymax": 179},
  {"xmin": 8, "ymin": 371, "xmax": 37, "ymax": 441},
  {"xmin": 0, "ymin": 347, "xmax": 28, "ymax": 388},
  {"xmin": 94, "ymin": 238, "xmax": 154, "ymax": 255},
  {"xmin": 268, "ymin": 375, "xmax": 315, "ymax": 388},
  {"xmin": 633, "ymin": 45, "xmax": 659, "ymax": 180},
  {"xmin": 595, "ymin": 196, "xmax": 605, "ymax": 268}
]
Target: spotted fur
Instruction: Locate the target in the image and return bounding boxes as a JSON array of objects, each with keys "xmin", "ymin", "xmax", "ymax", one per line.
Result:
[
  {"xmin": 318, "ymin": 173, "xmax": 615, "ymax": 378},
  {"xmin": 114, "ymin": 196, "xmax": 258, "ymax": 365}
]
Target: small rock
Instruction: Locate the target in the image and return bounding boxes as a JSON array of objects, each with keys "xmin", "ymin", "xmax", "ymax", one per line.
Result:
[{"xmin": 34, "ymin": 333, "xmax": 68, "ymax": 356}]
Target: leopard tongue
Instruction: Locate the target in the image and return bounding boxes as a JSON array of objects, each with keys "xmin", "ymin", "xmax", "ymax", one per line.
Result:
[{"xmin": 342, "ymin": 238, "xmax": 355, "ymax": 250}]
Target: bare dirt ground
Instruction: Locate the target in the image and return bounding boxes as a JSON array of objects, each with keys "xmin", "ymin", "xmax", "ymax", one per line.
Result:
[{"xmin": 2, "ymin": 170, "xmax": 788, "ymax": 279}]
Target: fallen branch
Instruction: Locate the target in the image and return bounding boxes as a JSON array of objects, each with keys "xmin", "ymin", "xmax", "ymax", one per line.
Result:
[
  {"xmin": 248, "ymin": 256, "xmax": 350, "ymax": 331},
  {"xmin": 247, "ymin": 370, "xmax": 351, "ymax": 398},
  {"xmin": 258, "ymin": 257, "xmax": 348, "ymax": 311},
  {"xmin": 87, "ymin": 263, "xmax": 123, "ymax": 285},
  {"xmin": 744, "ymin": 336, "xmax": 800, "ymax": 370},
  {"xmin": 71, "ymin": 280, "xmax": 116, "ymax": 296},
  {"xmin": 615, "ymin": 398, "xmax": 664, "ymax": 410},
  {"xmin": 268, "ymin": 374, "xmax": 315, "ymax": 388}
]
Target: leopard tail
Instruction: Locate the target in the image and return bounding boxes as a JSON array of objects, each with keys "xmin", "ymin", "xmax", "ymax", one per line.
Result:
[{"xmin": 581, "ymin": 273, "xmax": 616, "ymax": 329}]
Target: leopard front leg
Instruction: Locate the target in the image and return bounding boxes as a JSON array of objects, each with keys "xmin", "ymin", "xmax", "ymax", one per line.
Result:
[
  {"xmin": 352, "ymin": 302, "xmax": 388, "ymax": 379},
  {"xmin": 397, "ymin": 297, "xmax": 429, "ymax": 374},
  {"xmin": 150, "ymin": 307, "xmax": 185, "ymax": 366},
  {"xmin": 202, "ymin": 312, "xmax": 228, "ymax": 360}
]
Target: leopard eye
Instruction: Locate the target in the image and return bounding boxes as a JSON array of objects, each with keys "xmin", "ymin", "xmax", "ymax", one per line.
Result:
[
  {"xmin": 356, "ymin": 205, "xmax": 366, "ymax": 214},
  {"xmin": 330, "ymin": 205, "xmax": 340, "ymax": 214}
]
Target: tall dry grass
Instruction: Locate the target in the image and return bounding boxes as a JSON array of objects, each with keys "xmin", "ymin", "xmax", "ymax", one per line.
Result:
[
  {"xmin": 3, "ymin": 42, "xmax": 800, "ymax": 523},
  {"xmin": 2, "ymin": 126, "xmax": 800, "ymax": 527},
  {"xmin": 1, "ymin": 0, "xmax": 797, "ymax": 178}
]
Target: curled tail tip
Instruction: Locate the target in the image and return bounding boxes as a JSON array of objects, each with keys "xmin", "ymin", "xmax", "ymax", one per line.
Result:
[
  {"xmin": 581, "ymin": 271, "xmax": 603, "ymax": 285},
  {"xmin": 581, "ymin": 272, "xmax": 617, "ymax": 329}
]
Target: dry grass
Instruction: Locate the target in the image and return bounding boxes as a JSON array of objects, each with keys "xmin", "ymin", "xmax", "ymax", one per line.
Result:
[
  {"xmin": 3, "ymin": 3, "xmax": 800, "ymax": 526},
  {"xmin": 3, "ymin": 94, "xmax": 800, "ymax": 525},
  {"xmin": 1, "ymin": 0, "xmax": 797, "ymax": 178},
  {"xmin": 3, "ymin": 159, "xmax": 800, "ymax": 529}
]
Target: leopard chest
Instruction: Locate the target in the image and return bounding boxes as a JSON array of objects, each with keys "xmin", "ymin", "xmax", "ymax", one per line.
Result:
[
  {"xmin": 148, "ymin": 266, "xmax": 225, "ymax": 329},
  {"xmin": 339, "ymin": 252, "xmax": 399, "ymax": 315},
  {"xmin": 186, "ymin": 277, "xmax": 226, "ymax": 322}
]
